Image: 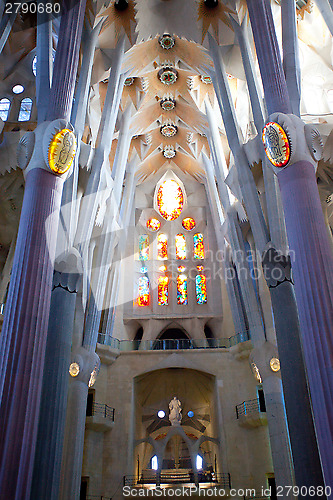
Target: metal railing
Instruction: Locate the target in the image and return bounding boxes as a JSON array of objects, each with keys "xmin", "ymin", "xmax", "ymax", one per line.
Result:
[
  {"xmin": 86, "ymin": 402, "xmax": 115, "ymax": 421},
  {"xmin": 236, "ymin": 398, "xmax": 265, "ymax": 419},
  {"xmin": 98, "ymin": 331, "xmax": 249, "ymax": 351},
  {"xmin": 124, "ymin": 472, "xmax": 231, "ymax": 488}
]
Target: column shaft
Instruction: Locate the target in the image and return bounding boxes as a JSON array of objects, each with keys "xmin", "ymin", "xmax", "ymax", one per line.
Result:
[
  {"xmin": 0, "ymin": 169, "xmax": 63, "ymax": 499},
  {"xmin": 31, "ymin": 275, "xmax": 79, "ymax": 500},
  {"xmin": 278, "ymin": 162, "xmax": 333, "ymax": 487}
]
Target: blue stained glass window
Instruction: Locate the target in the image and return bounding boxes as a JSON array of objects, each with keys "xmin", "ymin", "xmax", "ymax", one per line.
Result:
[
  {"xmin": 195, "ymin": 274, "xmax": 207, "ymax": 304},
  {"xmin": 18, "ymin": 97, "xmax": 33, "ymax": 122}
]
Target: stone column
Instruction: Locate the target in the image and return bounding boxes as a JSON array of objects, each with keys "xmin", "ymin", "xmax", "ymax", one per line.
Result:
[
  {"xmin": 59, "ymin": 348, "xmax": 100, "ymax": 500},
  {"xmin": 247, "ymin": 0, "xmax": 333, "ymax": 487},
  {"xmin": 0, "ymin": 1, "xmax": 86, "ymax": 497},
  {"xmin": 31, "ymin": 251, "xmax": 82, "ymax": 500}
]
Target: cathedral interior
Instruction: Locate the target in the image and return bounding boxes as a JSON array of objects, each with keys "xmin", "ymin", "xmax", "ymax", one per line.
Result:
[{"xmin": 0, "ymin": 0, "xmax": 332, "ymax": 499}]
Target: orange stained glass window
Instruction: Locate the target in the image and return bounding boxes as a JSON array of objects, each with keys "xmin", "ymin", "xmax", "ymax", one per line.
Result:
[
  {"xmin": 193, "ymin": 233, "xmax": 205, "ymax": 259},
  {"xmin": 157, "ymin": 233, "xmax": 168, "ymax": 260},
  {"xmin": 158, "ymin": 276, "xmax": 169, "ymax": 305},
  {"xmin": 175, "ymin": 234, "xmax": 186, "ymax": 260},
  {"xmin": 138, "ymin": 276, "xmax": 150, "ymax": 306},
  {"xmin": 146, "ymin": 218, "xmax": 161, "ymax": 231},
  {"xmin": 157, "ymin": 179, "xmax": 184, "ymax": 221},
  {"xmin": 182, "ymin": 217, "xmax": 196, "ymax": 231},
  {"xmin": 177, "ymin": 274, "xmax": 188, "ymax": 305},
  {"xmin": 139, "ymin": 235, "xmax": 149, "ymax": 261}
]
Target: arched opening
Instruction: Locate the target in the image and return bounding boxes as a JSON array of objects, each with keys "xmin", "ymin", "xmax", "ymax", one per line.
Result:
[
  {"xmin": 18, "ymin": 97, "xmax": 33, "ymax": 121},
  {"xmin": 154, "ymin": 328, "xmax": 189, "ymax": 350},
  {"xmin": 204, "ymin": 325, "xmax": 214, "ymax": 348},
  {"xmin": 134, "ymin": 326, "xmax": 143, "ymax": 350},
  {"xmin": 0, "ymin": 98, "xmax": 11, "ymax": 121}
]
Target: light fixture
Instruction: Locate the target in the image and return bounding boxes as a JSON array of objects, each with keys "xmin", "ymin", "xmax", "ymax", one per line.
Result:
[
  {"xmin": 157, "ymin": 410, "xmax": 165, "ymax": 418},
  {"xmin": 187, "ymin": 410, "xmax": 194, "ymax": 417},
  {"xmin": 269, "ymin": 357, "xmax": 281, "ymax": 372},
  {"xmin": 251, "ymin": 362, "xmax": 262, "ymax": 383}
]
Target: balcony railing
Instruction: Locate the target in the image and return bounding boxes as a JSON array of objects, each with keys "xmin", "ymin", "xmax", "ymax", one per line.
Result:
[
  {"xmin": 86, "ymin": 402, "xmax": 115, "ymax": 421},
  {"xmin": 124, "ymin": 472, "xmax": 231, "ymax": 488},
  {"xmin": 98, "ymin": 331, "xmax": 249, "ymax": 351},
  {"xmin": 235, "ymin": 398, "xmax": 265, "ymax": 419}
]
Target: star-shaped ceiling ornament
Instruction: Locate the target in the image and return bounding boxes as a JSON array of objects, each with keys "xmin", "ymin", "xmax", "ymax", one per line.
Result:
[
  {"xmin": 98, "ymin": 0, "xmax": 137, "ymax": 44},
  {"xmin": 124, "ymin": 35, "xmax": 212, "ymax": 76},
  {"xmin": 197, "ymin": 0, "xmax": 235, "ymax": 44}
]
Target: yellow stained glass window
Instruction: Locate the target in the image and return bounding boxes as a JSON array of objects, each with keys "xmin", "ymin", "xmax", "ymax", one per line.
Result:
[
  {"xmin": 157, "ymin": 234, "xmax": 168, "ymax": 260},
  {"xmin": 157, "ymin": 179, "xmax": 184, "ymax": 221},
  {"xmin": 158, "ymin": 276, "xmax": 169, "ymax": 305},
  {"xmin": 146, "ymin": 218, "xmax": 161, "ymax": 231},
  {"xmin": 175, "ymin": 234, "xmax": 186, "ymax": 260},
  {"xmin": 182, "ymin": 217, "xmax": 196, "ymax": 231}
]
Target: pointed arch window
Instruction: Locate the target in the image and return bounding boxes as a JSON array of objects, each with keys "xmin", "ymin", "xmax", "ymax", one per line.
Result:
[
  {"xmin": 158, "ymin": 276, "xmax": 169, "ymax": 305},
  {"xmin": 175, "ymin": 234, "xmax": 186, "ymax": 260},
  {"xmin": 139, "ymin": 235, "xmax": 149, "ymax": 261},
  {"xmin": 193, "ymin": 233, "xmax": 205, "ymax": 260},
  {"xmin": 138, "ymin": 276, "xmax": 150, "ymax": 306},
  {"xmin": 195, "ymin": 268, "xmax": 207, "ymax": 304},
  {"xmin": 0, "ymin": 98, "xmax": 10, "ymax": 121},
  {"xmin": 18, "ymin": 97, "xmax": 33, "ymax": 121},
  {"xmin": 157, "ymin": 233, "xmax": 168, "ymax": 260},
  {"xmin": 177, "ymin": 273, "xmax": 188, "ymax": 305}
]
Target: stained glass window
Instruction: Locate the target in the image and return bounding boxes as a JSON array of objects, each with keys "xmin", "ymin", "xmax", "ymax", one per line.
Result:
[
  {"xmin": 138, "ymin": 276, "xmax": 150, "ymax": 306},
  {"xmin": 146, "ymin": 218, "xmax": 161, "ymax": 231},
  {"xmin": 157, "ymin": 179, "xmax": 184, "ymax": 221},
  {"xmin": 182, "ymin": 217, "xmax": 196, "ymax": 231},
  {"xmin": 193, "ymin": 233, "xmax": 205, "ymax": 259},
  {"xmin": 157, "ymin": 234, "xmax": 168, "ymax": 260},
  {"xmin": 139, "ymin": 235, "xmax": 149, "ymax": 261},
  {"xmin": 18, "ymin": 97, "xmax": 33, "ymax": 121},
  {"xmin": 158, "ymin": 276, "xmax": 169, "ymax": 305},
  {"xmin": 0, "ymin": 98, "xmax": 10, "ymax": 121},
  {"xmin": 177, "ymin": 274, "xmax": 188, "ymax": 305},
  {"xmin": 195, "ymin": 274, "xmax": 207, "ymax": 304},
  {"xmin": 175, "ymin": 234, "xmax": 186, "ymax": 260}
]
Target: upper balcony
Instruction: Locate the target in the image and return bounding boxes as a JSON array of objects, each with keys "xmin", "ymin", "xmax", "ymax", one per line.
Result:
[{"xmin": 97, "ymin": 331, "xmax": 250, "ymax": 352}]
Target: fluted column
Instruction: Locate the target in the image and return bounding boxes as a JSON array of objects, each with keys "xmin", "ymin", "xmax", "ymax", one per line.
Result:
[
  {"xmin": 278, "ymin": 162, "xmax": 333, "ymax": 487},
  {"xmin": 0, "ymin": 0, "xmax": 86, "ymax": 497},
  {"xmin": 247, "ymin": 0, "xmax": 333, "ymax": 488},
  {"xmin": 59, "ymin": 348, "xmax": 100, "ymax": 500},
  {"xmin": 0, "ymin": 168, "xmax": 64, "ymax": 500},
  {"xmin": 31, "ymin": 252, "xmax": 82, "ymax": 500}
]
